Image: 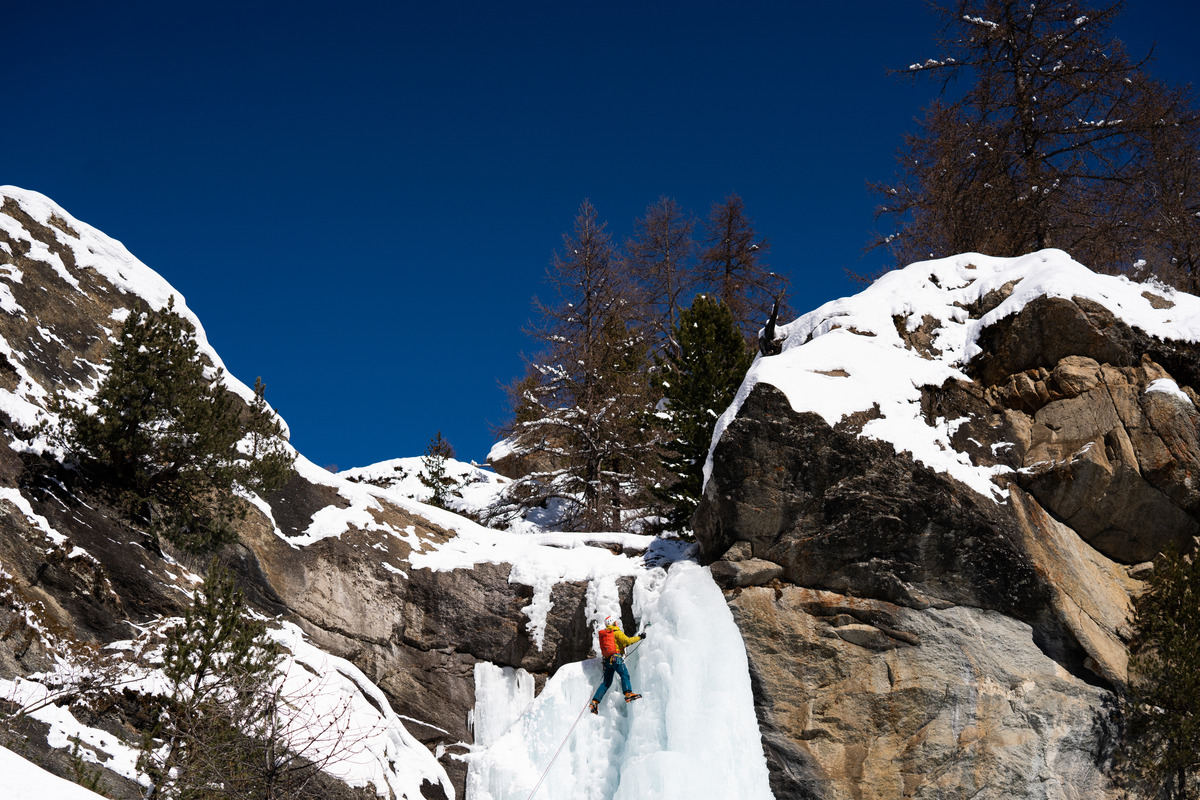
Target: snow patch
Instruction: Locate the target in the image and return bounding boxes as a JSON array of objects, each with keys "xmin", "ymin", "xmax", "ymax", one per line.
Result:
[
  {"xmin": 0, "ymin": 745, "xmax": 111, "ymax": 800},
  {"xmin": 1146, "ymin": 378, "xmax": 1195, "ymax": 407},
  {"xmin": 0, "ymin": 487, "xmax": 68, "ymax": 545}
]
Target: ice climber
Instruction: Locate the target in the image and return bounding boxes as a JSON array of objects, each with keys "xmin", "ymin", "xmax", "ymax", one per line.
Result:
[{"xmin": 589, "ymin": 615, "xmax": 643, "ymax": 713}]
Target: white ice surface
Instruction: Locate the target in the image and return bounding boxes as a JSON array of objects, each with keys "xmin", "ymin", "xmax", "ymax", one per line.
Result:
[
  {"xmin": 465, "ymin": 562, "xmax": 773, "ymax": 800},
  {"xmin": 471, "ymin": 663, "xmax": 536, "ymax": 749}
]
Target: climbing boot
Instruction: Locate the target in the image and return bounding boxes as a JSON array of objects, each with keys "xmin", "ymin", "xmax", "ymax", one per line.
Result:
[
  {"xmin": 589, "ymin": 699, "xmax": 599, "ymax": 715},
  {"xmin": 624, "ymin": 692, "xmax": 641, "ymax": 703}
]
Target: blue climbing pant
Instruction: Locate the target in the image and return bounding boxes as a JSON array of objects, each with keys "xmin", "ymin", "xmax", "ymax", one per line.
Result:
[{"xmin": 591, "ymin": 655, "xmax": 632, "ymax": 703}]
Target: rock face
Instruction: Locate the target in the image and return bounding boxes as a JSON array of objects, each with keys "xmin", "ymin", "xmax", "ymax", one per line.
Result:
[
  {"xmin": 696, "ymin": 254, "xmax": 1200, "ymax": 799},
  {"xmin": 730, "ymin": 586, "xmax": 1116, "ymax": 800}
]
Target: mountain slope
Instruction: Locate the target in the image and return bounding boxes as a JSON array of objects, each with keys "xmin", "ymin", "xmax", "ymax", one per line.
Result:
[{"xmin": 0, "ymin": 186, "xmax": 765, "ymax": 800}]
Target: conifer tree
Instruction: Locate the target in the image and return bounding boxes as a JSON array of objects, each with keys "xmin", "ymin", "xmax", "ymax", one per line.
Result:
[
  {"xmin": 51, "ymin": 297, "xmax": 293, "ymax": 553},
  {"xmin": 697, "ymin": 194, "xmax": 789, "ymax": 343},
  {"xmin": 655, "ymin": 295, "xmax": 753, "ymax": 530},
  {"xmin": 495, "ymin": 200, "xmax": 657, "ymax": 532},
  {"xmin": 244, "ymin": 376, "xmax": 295, "ymax": 493},
  {"xmin": 419, "ymin": 431, "xmax": 457, "ymax": 509},
  {"xmin": 140, "ymin": 561, "xmax": 282, "ymax": 800},
  {"xmin": 1121, "ymin": 545, "xmax": 1200, "ymax": 800}
]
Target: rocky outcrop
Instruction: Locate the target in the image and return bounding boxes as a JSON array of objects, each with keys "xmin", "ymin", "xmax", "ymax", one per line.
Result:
[
  {"xmin": 1005, "ymin": 355, "xmax": 1200, "ymax": 562},
  {"xmin": 696, "ymin": 256, "xmax": 1200, "ymax": 800}
]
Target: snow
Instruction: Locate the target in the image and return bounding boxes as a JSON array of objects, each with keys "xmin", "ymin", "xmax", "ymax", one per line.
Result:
[
  {"xmin": 708, "ymin": 249, "xmax": 1200, "ymax": 501},
  {"xmin": 0, "ymin": 185, "xmax": 280, "ymax": 421},
  {"xmin": 268, "ymin": 622, "xmax": 454, "ymax": 799},
  {"xmin": 0, "ymin": 486, "xmax": 69, "ymax": 545},
  {"xmin": 1146, "ymin": 377, "xmax": 1195, "ymax": 407},
  {"xmin": 1, "ymin": 678, "xmax": 146, "ymax": 785},
  {"xmin": 486, "ymin": 437, "xmax": 515, "ymax": 464},
  {"xmin": 464, "ymin": 562, "xmax": 773, "ymax": 800},
  {"xmin": 339, "ymin": 455, "xmax": 511, "ymax": 516},
  {"xmin": 0, "ymin": 745, "xmax": 109, "ymax": 800}
]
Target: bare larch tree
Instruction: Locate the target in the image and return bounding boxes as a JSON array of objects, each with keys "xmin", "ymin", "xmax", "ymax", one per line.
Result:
[{"xmin": 873, "ymin": 0, "xmax": 1200, "ymax": 291}]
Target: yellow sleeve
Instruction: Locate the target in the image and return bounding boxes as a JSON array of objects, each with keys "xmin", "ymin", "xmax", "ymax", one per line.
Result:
[{"xmin": 614, "ymin": 628, "xmax": 641, "ymax": 651}]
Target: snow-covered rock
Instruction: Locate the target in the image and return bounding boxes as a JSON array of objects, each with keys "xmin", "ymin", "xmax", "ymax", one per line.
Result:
[{"xmin": 697, "ymin": 250, "xmax": 1200, "ymax": 799}]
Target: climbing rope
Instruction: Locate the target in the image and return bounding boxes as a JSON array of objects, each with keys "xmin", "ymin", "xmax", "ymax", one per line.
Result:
[
  {"xmin": 524, "ymin": 624, "xmax": 651, "ymax": 800},
  {"xmin": 523, "ymin": 698, "xmax": 592, "ymax": 800}
]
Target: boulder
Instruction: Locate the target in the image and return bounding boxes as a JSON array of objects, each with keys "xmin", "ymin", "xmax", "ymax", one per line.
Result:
[{"xmin": 710, "ymin": 557, "xmax": 784, "ymax": 589}]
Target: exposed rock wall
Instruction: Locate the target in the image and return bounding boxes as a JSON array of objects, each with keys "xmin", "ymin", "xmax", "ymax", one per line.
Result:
[
  {"xmin": 730, "ymin": 585, "xmax": 1116, "ymax": 800},
  {"xmin": 697, "ymin": 288, "xmax": 1200, "ymax": 799}
]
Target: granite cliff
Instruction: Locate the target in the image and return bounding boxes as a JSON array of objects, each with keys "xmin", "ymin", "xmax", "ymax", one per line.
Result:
[{"xmin": 696, "ymin": 252, "xmax": 1200, "ymax": 799}]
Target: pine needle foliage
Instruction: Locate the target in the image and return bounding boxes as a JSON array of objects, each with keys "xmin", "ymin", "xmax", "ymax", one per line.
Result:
[
  {"xmin": 1121, "ymin": 544, "xmax": 1200, "ymax": 800},
  {"xmin": 50, "ymin": 297, "xmax": 293, "ymax": 554},
  {"xmin": 140, "ymin": 561, "xmax": 283, "ymax": 800},
  {"xmin": 655, "ymin": 295, "xmax": 753, "ymax": 531},
  {"xmin": 419, "ymin": 431, "xmax": 457, "ymax": 509}
]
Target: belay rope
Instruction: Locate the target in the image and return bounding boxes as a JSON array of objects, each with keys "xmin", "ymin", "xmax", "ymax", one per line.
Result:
[
  {"xmin": 523, "ymin": 629, "xmax": 649, "ymax": 800},
  {"xmin": 522, "ymin": 697, "xmax": 591, "ymax": 800}
]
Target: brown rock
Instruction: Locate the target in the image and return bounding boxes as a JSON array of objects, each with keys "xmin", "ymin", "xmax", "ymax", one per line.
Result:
[{"xmin": 730, "ymin": 585, "xmax": 1119, "ymax": 800}]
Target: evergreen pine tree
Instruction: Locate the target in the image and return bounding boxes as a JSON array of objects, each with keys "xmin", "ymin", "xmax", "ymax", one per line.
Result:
[
  {"xmin": 139, "ymin": 561, "xmax": 282, "ymax": 800},
  {"xmin": 244, "ymin": 376, "xmax": 295, "ymax": 493},
  {"xmin": 655, "ymin": 295, "xmax": 753, "ymax": 530},
  {"xmin": 1121, "ymin": 544, "xmax": 1200, "ymax": 800},
  {"xmin": 51, "ymin": 297, "xmax": 293, "ymax": 553},
  {"xmin": 419, "ymin": 431, "xmax": 457, "ymax": 509}
]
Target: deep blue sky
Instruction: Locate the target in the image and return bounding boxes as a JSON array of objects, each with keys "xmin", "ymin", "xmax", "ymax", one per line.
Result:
[{"xmin": 6, "ymin": 2, "xmax": 1197, "ymax": 469}]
